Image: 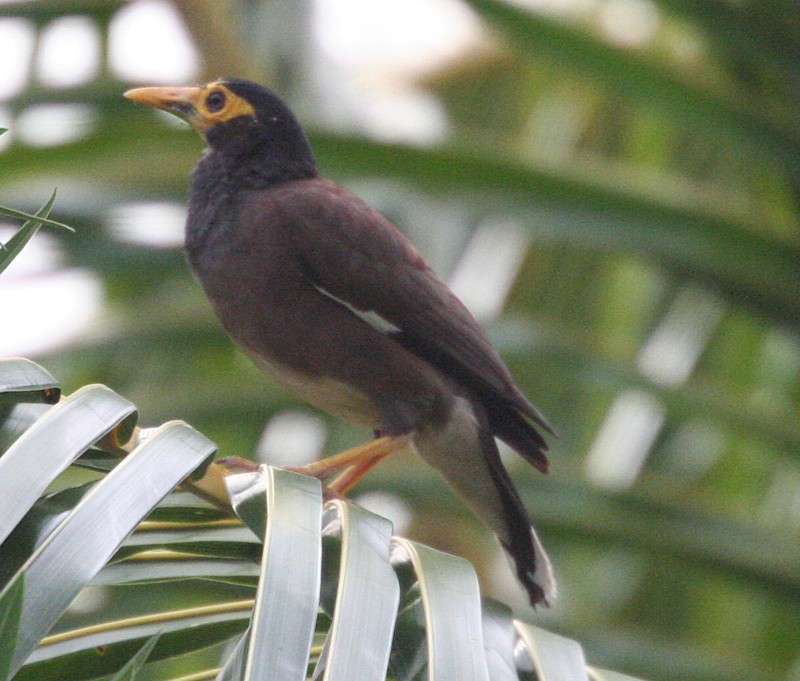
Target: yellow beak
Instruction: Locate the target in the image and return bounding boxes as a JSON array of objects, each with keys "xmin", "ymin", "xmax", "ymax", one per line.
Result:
[{"xmin": 124, "ymin": 85, "xmax": 206, "ymax": 130}]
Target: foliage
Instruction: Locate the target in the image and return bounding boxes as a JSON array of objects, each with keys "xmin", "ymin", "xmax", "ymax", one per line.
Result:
[{"xmin": 0, "ymin": 358, "xmax": 641, "ymax": 680}]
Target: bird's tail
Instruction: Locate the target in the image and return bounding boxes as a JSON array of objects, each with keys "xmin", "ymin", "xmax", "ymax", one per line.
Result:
[
  {"xmin": 413, "ymin": 396, "xmax": 556, "ymax": 607},
  {"xmin": 477, "ymin": 419, "xmax": 556, "ymax": 606}
]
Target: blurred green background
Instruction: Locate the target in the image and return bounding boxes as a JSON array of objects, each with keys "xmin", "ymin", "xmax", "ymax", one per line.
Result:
[{"xmin": 1, "ymin": 1, "xmax": 799, "ymax": 679}]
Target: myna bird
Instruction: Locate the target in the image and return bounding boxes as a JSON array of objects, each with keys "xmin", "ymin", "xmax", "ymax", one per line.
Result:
[{"xmin": 125, "ymin": 79, "xmax": 556, "ymax": 606}]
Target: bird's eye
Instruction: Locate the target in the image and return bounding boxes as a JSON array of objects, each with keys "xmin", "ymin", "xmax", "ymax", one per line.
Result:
[{"xmin": 205, "ymin": 90, "xmax": 227, "ymax": 113}]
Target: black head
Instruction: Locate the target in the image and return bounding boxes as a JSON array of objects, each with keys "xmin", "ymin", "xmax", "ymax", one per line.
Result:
[{"xmin": 125, "ymin": 78, "xmax": 318, "ymax": 187}]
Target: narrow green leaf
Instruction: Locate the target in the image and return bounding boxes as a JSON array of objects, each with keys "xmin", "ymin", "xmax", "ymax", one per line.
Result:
[
  {"xmin": 120, "ymin": 519, "xmax": 258, "ymax": 549},
  {"xmin": 0, "ymin": 385, "xmax": 137, "ymax": 546},
  {"xmin": 0, "ymin": 191, "xmax": 68, "ymax": 277},
  {"xmin": 109, "ymin": 632, "xmax": 162, "ymax": 681},
  {"xmin": 17, "ymin": 605, "xmax": 249, "ymax": 680},
  {"xmin": 0, "ymin": 483, "xmax": 95, "ymax": 589},
  {"xmin": 222, "ymin": 468, "xmax": 323, "ymax": 681},
  {"xmin": 215, "ymin": 633, "xmax": 249, "ymax": 681},
  {"xmin": 92, "ymin": 555, "xmax": 260, "ymax": 587},
  {"xmin": 0, "ymin": 575, "xmax": 23, "ymax": 681},
  {"xmin": 514, "ymin": 622, "xmax": 588, "ymax": 681},
  {"xmin": 0, "ymin": 194, "xmax": 74, "ymax": 232},
  {"xmin": 4, "ymin": 421, "xmax": 215, "ymax": 676},
  {"xmin": 387, "ymin": 579, "xmax": 427, "ymax": 681},
  {"xmin": 390, "ymin": 539, "xmax": 489, "ymax": 681},
  {"xmin": 0, "ymin": 358, "xmax": 61, "ymax": 407},
  {"xmin": 480, "ymin": 600, "xmax": 519, "ymax": 681},
  {"xmin": 0, "ymin": 404, "xmax": 49, "ymax": 457},
  {"xmin": 313, "ymin": 500, "xmax": 399, "ymax": 681},
  {"xmin": 146, "ymin": 491, "xmax": 229, "ymax": 520}
]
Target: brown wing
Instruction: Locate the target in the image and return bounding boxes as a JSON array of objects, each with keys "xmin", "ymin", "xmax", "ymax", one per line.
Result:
[{"xmin": 252, "ymin": 178, "xmax": 554, "ymax": 468}]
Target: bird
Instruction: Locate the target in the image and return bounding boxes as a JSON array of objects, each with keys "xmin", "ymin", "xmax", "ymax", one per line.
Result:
[{"xmin": 125, "ymin": 78, "xmax": 557, "ymax": 606}]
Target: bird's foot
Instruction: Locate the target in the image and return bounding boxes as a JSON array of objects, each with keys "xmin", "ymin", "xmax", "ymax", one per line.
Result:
[{"xmin": 287, "ymin": 434, "xmax": 411, "ymax": 496}]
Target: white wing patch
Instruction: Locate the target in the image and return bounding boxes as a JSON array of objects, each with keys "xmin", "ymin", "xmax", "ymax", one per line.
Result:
[{"xmin": 311, "ymin": 283, "xmax": 401, "ymax": 335}]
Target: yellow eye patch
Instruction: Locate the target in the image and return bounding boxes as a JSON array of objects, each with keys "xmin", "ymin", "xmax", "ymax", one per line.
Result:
[{"xmin": 195, "ymin": 82, "xmax": 256, "ymax": 127}]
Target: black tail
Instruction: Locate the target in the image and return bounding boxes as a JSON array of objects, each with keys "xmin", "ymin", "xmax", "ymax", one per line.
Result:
[
  {"xmin": 484, "ymin": 399, "xmax": 550, "ymax": 474},
  {"xmin": 474, "ymin": 402, "xmax": 556, "ymax": 606},
  {"xmin": 412, "ymin": 395, "xmax": 556, "ymax": 606}
]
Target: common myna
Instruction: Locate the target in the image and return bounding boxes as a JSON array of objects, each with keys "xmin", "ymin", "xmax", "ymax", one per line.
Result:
[{"xmin": 125, "ymin": 79, "xmax": 556, "ymax": 606}]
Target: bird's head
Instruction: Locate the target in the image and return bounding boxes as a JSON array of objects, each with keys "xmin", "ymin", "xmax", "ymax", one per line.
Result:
[{"xmin": 125, "ymin": 78, "xmax": 317, "ymax": 184}]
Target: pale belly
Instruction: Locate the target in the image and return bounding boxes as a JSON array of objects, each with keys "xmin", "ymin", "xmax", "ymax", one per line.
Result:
[{"xmin": 250, "ymin": 353, "xmax": 382, "ymax": 428}]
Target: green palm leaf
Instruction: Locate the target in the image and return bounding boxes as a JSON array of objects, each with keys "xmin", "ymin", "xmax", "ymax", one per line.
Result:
[{"xmin": 0, "ymin": 359, "xmax": 642, "ymax": 681}]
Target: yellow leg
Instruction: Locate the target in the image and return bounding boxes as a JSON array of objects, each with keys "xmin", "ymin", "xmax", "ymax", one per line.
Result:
[
  {"xmin": 326, "ymin": 449, "xmax": 392, "ymax": 497},
  {"xmin": 289, "ymin": 434, "xmax": 411, "ymax": 491}
]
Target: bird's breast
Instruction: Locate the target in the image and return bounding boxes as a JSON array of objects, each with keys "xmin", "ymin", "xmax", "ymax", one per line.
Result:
[{"xmin": 249, "ymin": 352, "xmax": 381, "ymax": 428}]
